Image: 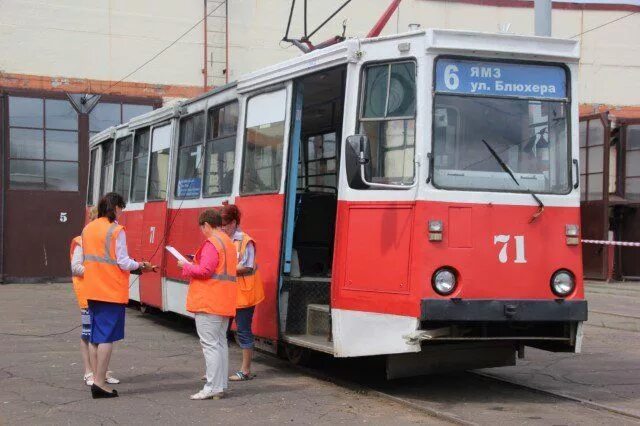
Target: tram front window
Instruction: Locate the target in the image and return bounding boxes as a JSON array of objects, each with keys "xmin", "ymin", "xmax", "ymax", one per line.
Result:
[{"xmin": 432, "ymin": 59, "xmax": 571, "ymax": 195}]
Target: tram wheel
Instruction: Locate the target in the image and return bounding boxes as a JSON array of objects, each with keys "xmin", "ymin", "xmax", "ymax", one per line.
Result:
[{"xmin": 284, "ymin": 343, "xmax": 311, "ymax": 366}]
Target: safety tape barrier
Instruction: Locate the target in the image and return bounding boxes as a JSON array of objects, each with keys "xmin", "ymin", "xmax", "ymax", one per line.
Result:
[{"xmin": 581, "ymin": 239, "xmax": 640, "ymax": 247}]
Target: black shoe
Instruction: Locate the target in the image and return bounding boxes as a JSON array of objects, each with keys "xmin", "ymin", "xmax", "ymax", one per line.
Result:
[{"xmin": 91, "ymin": 384, "xmax": 119, "ymax": 399}]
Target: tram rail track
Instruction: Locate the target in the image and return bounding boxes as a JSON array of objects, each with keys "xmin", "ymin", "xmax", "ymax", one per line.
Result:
[
  {"xmin": 472, "ymin": 371, "xmax": 640, "ymax": 423},
  {"xmin": 286, "ymin": 355, "xmax": 640, "ymax": 425}
]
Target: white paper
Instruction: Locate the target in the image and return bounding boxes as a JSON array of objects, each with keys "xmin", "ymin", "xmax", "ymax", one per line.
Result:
[{"xmin": 165, "ymin": 245, "xmax": 189, "ymax": 263}]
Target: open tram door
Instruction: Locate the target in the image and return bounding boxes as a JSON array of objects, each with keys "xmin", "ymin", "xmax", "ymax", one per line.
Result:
[{"xmin": 277, "ymin": 66, "xmax": 347, "ymax": 357}]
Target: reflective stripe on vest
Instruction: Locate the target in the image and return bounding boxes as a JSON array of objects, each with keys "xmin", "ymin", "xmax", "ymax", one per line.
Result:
[
  {"xmin": 209, "ymin": 233, "xmax": 237, "ymax": 282},
  {"xmin": 83, "ymin": 223, "xmax": 119, "ymax": 265}
]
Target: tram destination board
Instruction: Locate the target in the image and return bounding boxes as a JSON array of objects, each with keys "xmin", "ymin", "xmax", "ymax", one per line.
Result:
[{"xmin": 435, "ymin": 58, "xmax": 567, "ymax": 100}]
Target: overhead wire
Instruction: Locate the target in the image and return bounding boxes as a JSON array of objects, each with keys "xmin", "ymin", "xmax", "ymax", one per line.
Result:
[
  {"xmin": 569, "ymin": 10, "xmax": 638, "ymax": 39},
  {"xmin": 104, "ymin": 1, "xmax": 227, "ymax": 94}
]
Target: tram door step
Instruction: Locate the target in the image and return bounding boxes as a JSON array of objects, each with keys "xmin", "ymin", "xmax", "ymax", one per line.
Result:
[{"xmin": 306, "ymin": 304, "xmax": 330, "ymax": 336}]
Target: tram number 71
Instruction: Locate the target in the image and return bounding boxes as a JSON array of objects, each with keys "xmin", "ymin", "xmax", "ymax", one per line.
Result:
[{"xmin": 493, "ymin": 235, "xmax": 527, "ymax": 264}]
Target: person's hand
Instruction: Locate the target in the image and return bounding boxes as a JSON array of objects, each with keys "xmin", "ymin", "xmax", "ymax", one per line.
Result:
[
  {"xmin": 177, "ymin": 260, "xmax": 186, "ymax": 269},
  {"xmin": 140, "ymin": 261, "xmax": 156, "ymax": 272}
]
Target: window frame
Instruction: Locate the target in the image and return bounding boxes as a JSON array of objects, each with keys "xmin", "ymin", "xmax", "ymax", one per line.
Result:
[
  {"xmin": 87, "ymin": 147, "xmax": 98, "ymax": 205},
  {"xmin": 146, "ymin": 121, "xmax": 173, "ymax": 202},
  {"xmin": 203, "ymin": 100, "xmax": 239, "ymax": 199},
  {"xmin": 354, "ymin": 59, "xmax": 418, "ymax": 189},
  {"xmin": 174, "ymin": 111, "xmax": 206, "ymax": 200},
  {"xmin": 622, "ymin": 122, "xmax": 640, "ymax": 200},
  {"xmin": 299, "ymin": 131, "xmax": 339, "ymax": 193},
  {"xmin": 99, "ymin": 139, "xmax": 115, "ymax": 196},
  {"xmin": 129, "ymin": 126, "xmax": 151, "ymax": 203},
  {"xmin": 7, "ymin": 94, "xmax": 80, "ymax": 192},
  {"xmin": 430, "ymin": 55, "xmax": 573, "ymax": 196},
  {"xmin": 579, "ymin": 114, "xmax": 607, "ymax": 202},
  {"xmin": 239, "ymin": 87, "xmax": 288, "ymax": 196},
  {"xmin": 89, "ymin": 97, "xmax": 159, "ymax": 136},
  {"xmin": 113, "ymin": 135, "xmax": 134, "ymax": 202}
]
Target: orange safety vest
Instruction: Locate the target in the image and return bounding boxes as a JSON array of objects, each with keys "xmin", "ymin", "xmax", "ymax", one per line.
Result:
[
  {"xmin": 234, "ymin": 232, "xmax": 265, "ymax": 309},
  {"xmin": 70, "ymin": 236, "xmax": 88, "ymax": 309},
  {"xmin": 81, "ymin": 217, "xmax": 130, "ymax": 304},
  {"xmin": 186, "ymin": 229, "xmax": 238, "ymax": 317}
]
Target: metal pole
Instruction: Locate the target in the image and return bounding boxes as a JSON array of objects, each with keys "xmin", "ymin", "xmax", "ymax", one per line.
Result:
[{"xmin": 534, "ymin": 0, "xmax": 552, "ymax": 37}]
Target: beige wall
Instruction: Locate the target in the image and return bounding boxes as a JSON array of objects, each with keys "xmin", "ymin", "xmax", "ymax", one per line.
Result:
[
  {"xmin": 0, "ymin": 0, "xmax": 638, "ymax": 107},
  {"xmin": 227, "ymin": 0, "xmax": 640, "ymax": 106},
  {"xmin": 0, "ymin": 0, "xmax": 204, "ymax": 87}
]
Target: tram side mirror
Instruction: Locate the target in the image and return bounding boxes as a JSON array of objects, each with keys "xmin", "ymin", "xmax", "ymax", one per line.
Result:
[{"xmin": 346, "ymin": 134, "xmax": 372, "ymax": 189}]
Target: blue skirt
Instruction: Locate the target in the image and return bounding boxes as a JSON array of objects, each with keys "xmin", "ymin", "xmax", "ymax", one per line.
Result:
[{"xmin": 88, "ymin": 300, "xmax": 126, "ymax": 344}]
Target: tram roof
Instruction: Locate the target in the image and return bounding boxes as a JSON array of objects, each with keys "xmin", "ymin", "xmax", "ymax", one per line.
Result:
[
  {"xmin": 236, "ymin": 28, "xmax": 579, "ymax": 93},
  {"xmin": 89, "ymin": 123, "xmax": 130, "ymax": 148},
  {"xmin": 128, "ymin": 102, "xmax": 183, "ymax": 130}
]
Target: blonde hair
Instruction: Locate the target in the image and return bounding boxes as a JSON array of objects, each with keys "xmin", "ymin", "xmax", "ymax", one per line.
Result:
[{"xmin": 89, "ymin": 206, "xmax": 99, "ymax": 221}]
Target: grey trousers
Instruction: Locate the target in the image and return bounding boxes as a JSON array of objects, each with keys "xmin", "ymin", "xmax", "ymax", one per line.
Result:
[{"xmin": 195, "ymin": 313, "xmax": 229, "ymax": 393}]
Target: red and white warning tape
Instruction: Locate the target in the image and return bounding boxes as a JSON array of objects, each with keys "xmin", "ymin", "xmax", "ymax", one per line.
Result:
[{"xmin": 581, "ymin": 239, "xmax": 640, "ymax": 247}]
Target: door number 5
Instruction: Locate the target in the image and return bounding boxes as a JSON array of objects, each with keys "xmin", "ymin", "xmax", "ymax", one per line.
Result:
[{"xmin": 493, "ymin": 235, "xmax": 527, "ymax": 264}]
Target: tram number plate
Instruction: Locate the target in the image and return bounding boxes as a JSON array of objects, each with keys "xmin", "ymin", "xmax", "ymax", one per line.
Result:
[{"xmin": 493, "ymin": 234, "xmax": 527, "ymax": 264}]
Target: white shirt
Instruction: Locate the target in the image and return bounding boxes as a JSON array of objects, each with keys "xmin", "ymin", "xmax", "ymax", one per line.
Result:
[
  {"xmin": 233, "ymin": 229, "xmax": 255, "ymax": 268},
  {"xmin": 71, "ymin": 245, "xmax": 84, "ymax": 277},
  {"xmin": 115, "ymin": 231, "xmax": 141, "ymax": 271}
]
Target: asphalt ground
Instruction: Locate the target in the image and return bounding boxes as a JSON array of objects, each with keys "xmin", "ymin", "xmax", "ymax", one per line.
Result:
[
  {"xmin": 0, "ymin": 283, "xmax": 443, "ymax": 425},
  {"xmin": 1, "ymin": 281, "xmax": 639, "ymax": 425}
]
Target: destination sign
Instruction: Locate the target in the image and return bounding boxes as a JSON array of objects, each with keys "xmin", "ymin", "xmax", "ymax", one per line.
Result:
[{"xmin": 435, "ymin": 59, "xmax": 567, "ymax": 100}]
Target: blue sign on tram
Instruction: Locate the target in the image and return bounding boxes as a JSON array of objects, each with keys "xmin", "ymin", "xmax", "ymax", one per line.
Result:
[{"xmin": 435, "ymin": 59, "xmax": 567, "ymax": 100}]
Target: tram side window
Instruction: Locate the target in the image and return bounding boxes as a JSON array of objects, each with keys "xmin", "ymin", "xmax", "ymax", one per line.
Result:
[
  {"xmin": 358, "ymin": 61, "xmax": 416, "ymax": 186},
  {"xmin": 87, "ymin": 148, "xmax": 97, "ymax": 205},
  {"xmin": 131, "ymin": 128, "xmax": 150, "ymax": 202},
  {"xmin": 99, "ymin": 140, "xmax": 114, "ymax": 196},
  {"xmin": 175, "ymin": 113, "xmax": 205, "ymax": 199},
  {"xmin": 204, "ymin": 102, "xmax": 238, "ymax": 197},
  {"xmin": 148, "ymin": 124, "xmax": 172, "ymax": 201},
  {"xmin": 241, "ymin": 90, "xmax": 287, "ymax": 194},
  {"xmin": 113, "ymin": 135, "xmax": 133, "ymax": 202}
]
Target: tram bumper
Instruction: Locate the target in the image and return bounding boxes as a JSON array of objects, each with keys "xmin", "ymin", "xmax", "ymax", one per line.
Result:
[
  {"xmin": 420, "ymin": 299, "xmax": 588, "ymax": 322},
  {"xmin": 415, "ymin": 299, "xmax": 587, "ymax": 355}
]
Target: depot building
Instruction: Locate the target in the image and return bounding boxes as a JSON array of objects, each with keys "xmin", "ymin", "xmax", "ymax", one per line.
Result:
[{"xmin": 0, "ymin": 0, "xmax": 638, "ymax": 282}]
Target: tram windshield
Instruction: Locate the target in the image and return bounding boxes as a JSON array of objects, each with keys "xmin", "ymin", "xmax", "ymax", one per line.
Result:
[{"xmin": 432, "ymin": 59, "xmax": 571, "ymax": 194}]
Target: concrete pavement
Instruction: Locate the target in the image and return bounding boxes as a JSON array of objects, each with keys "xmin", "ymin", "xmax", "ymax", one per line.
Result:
[{"xmin": 0, "ymin": 283, "xmax": 440, "ymax": 425}]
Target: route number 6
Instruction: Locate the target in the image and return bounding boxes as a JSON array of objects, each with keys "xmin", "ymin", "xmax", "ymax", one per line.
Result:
[
  {"xmin": 494, "ymin": 235, "xmax": 527, "ymax": 264},
  {"xmin": 444, "ymin": 64, "xmax": 459, "ymax": 90}
]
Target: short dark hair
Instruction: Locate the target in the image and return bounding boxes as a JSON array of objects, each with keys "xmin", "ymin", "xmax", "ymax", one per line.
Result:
[
  {"xmin": 98, "ymin": 192, "xmax": 126, "ymax": 223},
  {"xmin": 198, "ymin": 209, "xmax": 222, "ymax": 228},
  {"xmin": 220, "ymin": 204, "xmax": 241, "ymax": 226}
]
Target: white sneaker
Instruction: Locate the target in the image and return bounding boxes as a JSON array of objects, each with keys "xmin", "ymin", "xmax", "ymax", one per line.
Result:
[
  {"xmin": 106, "ymin": 371, "xmax": 120, "ymax": 384},
  {"xmin": 190, "ymin": 389, "xmax": 223, "ymax": 400},
  {"xmin": 84, "ymin": 373, "xmax": 94, "ymax": 386}
]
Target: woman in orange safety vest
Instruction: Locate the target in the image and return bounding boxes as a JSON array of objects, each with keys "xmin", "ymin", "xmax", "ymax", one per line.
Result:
[
  {"xmin": 82, "ymin": 193, "xmax": 154, "ymax": 398},
  {"xmin": 178, "ymin": 209, "xmax": 237, "ymax": 400},
  {"xmin": 220, "ymin": 204, "xmax": 265, "ymax": 382},
  {"xmin": 70, "ymin": 207, "xmax": 99, "ymax": 385}
]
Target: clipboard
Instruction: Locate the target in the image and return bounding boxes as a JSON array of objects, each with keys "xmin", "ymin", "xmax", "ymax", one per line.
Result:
[{"xmin": 165, "ymin": 245, "xmax": 190, "ymax": 263}]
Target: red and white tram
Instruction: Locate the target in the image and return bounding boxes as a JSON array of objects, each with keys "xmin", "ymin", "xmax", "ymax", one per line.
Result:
[{"xmin": 87, "ymin": 28, "xmax": 587, "ymax": 377}]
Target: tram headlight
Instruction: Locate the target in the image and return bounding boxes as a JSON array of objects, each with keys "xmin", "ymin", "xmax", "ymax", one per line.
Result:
[
  {"xmin": 432, "ymin": 268, "xmax": 457, "ymax": 296},
  {"xmin": 550, "ymin": 270, "xmax": 575, "ymax": 297}
]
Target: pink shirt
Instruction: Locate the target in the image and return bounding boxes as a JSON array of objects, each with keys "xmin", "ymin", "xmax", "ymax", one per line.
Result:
[{"xmin": 182, "ymin": 240, "xmax": 219, "ymax": 280}]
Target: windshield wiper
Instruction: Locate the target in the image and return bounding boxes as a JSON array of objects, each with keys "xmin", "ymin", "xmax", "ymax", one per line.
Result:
[{"xmin": 481, "ymin": 139, "xmax": 544, "ymax": 223}]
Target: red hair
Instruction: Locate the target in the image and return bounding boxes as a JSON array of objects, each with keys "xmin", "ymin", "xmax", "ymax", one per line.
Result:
[{"xmin": 221, "ymin": 204, "xmax": 241, "ymax": 226}]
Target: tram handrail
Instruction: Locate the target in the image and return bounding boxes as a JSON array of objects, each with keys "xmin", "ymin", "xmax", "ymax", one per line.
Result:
[{"xmin": 358, "ymin": 151, "xmax": 420, "ymax": 190}]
